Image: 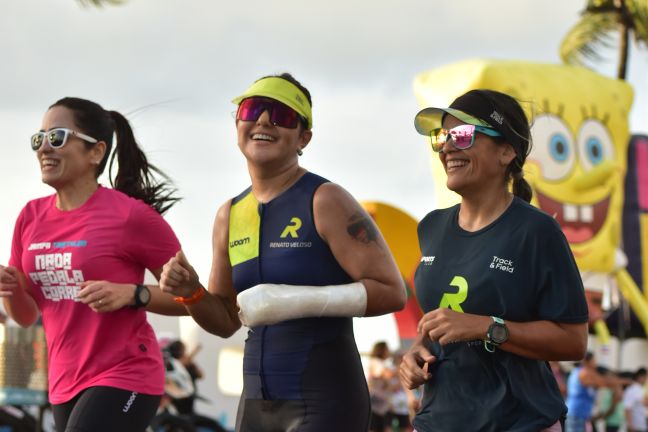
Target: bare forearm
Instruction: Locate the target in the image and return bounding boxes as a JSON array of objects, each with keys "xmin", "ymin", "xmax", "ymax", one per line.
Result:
[
  {"xmin": 146, "ymin": 285, "xmax": 189, "ymax": 316},
  {"xmin": 3, "ymin": 292, "xmax": 38, "ymax": 327},
  {"xmin": 362, "ymin": 277, "xmax": 406, "ymax": 316},
  {"xmin": 502, "ymin": 320, "xmax": 587, "ymax": 361},
  {"xmin": 186, "ymin": 292, "xmax": 241, "ymax": 337}
]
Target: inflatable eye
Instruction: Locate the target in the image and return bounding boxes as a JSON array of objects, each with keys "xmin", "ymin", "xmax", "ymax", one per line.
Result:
[
  {"xmin": 529, "ymin": 114, "xmax": 576, "ymax": 181},
  {"xmin": 550, "ymin": 133, "xmax": 570, "ymax": 162},
  {"xmin": 577, "ymin": 119, "xmax": 614, "ymax": 171}
]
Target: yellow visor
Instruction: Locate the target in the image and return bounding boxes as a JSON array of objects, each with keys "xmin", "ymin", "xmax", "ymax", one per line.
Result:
[{"xmin": 232, "ymin": 76, "xmax": 313, "ymax": 129}]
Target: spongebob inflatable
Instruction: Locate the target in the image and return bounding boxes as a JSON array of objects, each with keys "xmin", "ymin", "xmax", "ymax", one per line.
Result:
[{"xmin": 414, "ymin": 59, "xmax": 648, "ymax": 368}]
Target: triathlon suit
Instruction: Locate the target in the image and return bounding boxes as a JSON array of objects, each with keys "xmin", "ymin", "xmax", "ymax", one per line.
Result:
[
  {"xmin": 9, "ymin": 186, "xmax": 179, "ymax": 431},
  {"xmin": 229, "ymin": 172, "xmax": 370, "ymax": 432},
  {"xmin": 413, "ymin": 197, "xmax": 588, "ymax": 432}
]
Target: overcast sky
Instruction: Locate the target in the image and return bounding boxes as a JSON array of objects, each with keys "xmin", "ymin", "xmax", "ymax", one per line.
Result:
[{"xmin": 2, "ymin": 0, "xmax": 647, "ymax": 277}]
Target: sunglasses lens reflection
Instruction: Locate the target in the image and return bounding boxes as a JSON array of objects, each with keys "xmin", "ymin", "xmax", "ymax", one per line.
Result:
[
  {"xmin": 237, "ymin": 97, "xmax": 300, "ymax": 128},
  {"xmin": 237, "ymin": 98, "xmax": 265, "ymax": 122},
  {"xmin": 30, "ymin": 129, "xmax": 68, "ymax": 151},
  {"xmin": 430, "ymin": 125, "xmax": 477, "ymax": 152},
  {"xmin": 451, "ymin": 126, "xmax": 475, "ymax": 149},
  {"xmin": 47, "ymin": 129, "xmax": 67, "ymax": 148},
  {"xmin": 270, "ymin": 103, "xmax": 299, "ymax": 128},
  {"xmin": 31, "ymin": 133, "xmax": 44, "ymax": 151}
]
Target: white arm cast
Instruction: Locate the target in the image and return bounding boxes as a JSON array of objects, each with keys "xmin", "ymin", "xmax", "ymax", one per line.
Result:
[{"xmin": 237, "ymin": 282, "xmax": 368, "ymax": 327}]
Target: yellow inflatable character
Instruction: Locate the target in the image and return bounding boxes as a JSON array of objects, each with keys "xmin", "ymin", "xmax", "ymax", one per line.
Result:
[{"xmin": 414, "ymin": 59, "xmax": 648, "ymax": 339}]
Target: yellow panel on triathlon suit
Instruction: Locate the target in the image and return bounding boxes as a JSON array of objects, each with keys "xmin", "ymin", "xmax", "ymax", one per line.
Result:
[{"xmin": 228, "ymin": 192, "xmax": 260, "ymax": 267}]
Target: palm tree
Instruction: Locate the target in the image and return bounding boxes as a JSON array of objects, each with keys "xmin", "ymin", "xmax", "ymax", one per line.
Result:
[{"xmin": 560, "ymin": 0, "xmax": 648, "ymax": 79}]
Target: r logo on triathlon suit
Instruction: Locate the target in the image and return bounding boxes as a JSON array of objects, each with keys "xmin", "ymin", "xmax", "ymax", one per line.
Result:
[
  {"xmin": 438, "ymin": 276, "xmax": 468, "ymax": 312},
  {"xmin": 280, "ymin": 217, "xmax": 302, "ymax": 238}
]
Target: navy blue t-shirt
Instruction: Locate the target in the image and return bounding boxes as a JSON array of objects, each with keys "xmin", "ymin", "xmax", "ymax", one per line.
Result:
[{"xmin": 413, "ymin": 197, "xmax": 588, "ymax": 432}]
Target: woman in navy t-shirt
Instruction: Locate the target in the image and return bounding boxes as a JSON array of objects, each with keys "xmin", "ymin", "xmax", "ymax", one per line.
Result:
[{"xmin": 400, "ymin": 89, "xmax": 589, "ymax": 432}]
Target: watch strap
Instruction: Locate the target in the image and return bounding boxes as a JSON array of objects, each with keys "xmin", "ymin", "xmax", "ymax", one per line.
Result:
[{"xmin": 484, "ymin": 316, "xmax": 507, "ymax": 353}]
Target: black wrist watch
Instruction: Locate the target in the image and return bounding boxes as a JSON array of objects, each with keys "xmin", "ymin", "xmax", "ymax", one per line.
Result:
[
  {"xmin": 484, "ymin": 316, "xmax": 509, "ymax": 352},
  {"xmin": 133, "ymin": 284, "xmax": 151, "ymax": 309}
]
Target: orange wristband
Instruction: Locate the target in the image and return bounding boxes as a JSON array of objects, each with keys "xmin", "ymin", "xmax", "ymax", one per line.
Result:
[{"xmin": 174, "ymin": 287, "xmax": 206, "ymax": 305}]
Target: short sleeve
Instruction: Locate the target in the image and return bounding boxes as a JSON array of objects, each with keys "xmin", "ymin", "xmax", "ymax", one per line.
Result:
[
  {"xmin": 8, "ymin": 207, "xmax": 27, "ymax": 272},
  {"xmin": 122, "ymin": 202, "xmax": 181, "ymax": 271},
  {"xmin": 533, "ymin": 218, "xmax": 589, "ymax": 323},
  {"xmin": 622, "ymin": 386, "xmax": 638, "ymax": 408}
]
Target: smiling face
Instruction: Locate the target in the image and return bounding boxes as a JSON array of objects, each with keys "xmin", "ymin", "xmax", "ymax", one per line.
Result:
[
  {"xmin": 440, "ymin": 115, "xmax": 514, "ymax": 198},
  {"xmin": 36, "ymin": 106, "xmax": 104, "ymax": 190},
  {"xmin": 529, "ymin": 114, "xmax": 616, "ymax": 247},
  {"xmin": 236, "ymin": 107, "xmax": 312, "ymax": 169}
]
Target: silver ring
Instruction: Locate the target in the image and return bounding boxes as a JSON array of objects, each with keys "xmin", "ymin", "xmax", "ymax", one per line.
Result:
[{"xmin": 99, "ymin": 299, "xmax": 104, "ymax": 305}]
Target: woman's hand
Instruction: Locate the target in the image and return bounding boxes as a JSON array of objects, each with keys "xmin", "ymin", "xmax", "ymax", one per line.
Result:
[
  {"xmin": 0, "ymin": 265, "xmax": 39, "ymax": 326},
  {"xmin": 417, "ymin": 308, "xmax": 490, "ymax": 345},
  {"xmin": 0, "ymin": 265, "xmax": 23, "ymax": 297},
  {"xmin": 78, "ymin": 281, "xmax": 138, "ymax": 312},
  {"xmin": 399, "ymin": 338, "xmax": 436, "ymax": 390},
  {"xmin": 160, "ymin": 250, "xmax": 200, "ymax": 298}
]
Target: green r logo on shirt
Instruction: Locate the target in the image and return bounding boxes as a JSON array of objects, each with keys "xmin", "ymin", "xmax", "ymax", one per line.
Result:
[{"xmin": 439, "ymin": 276, "xmax": 468, "ymax": 312}]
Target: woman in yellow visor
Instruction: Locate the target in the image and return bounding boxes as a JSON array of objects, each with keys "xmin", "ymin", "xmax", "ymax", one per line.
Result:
[{"xmin": 160, "ymin": 73, "xmax": 406, "ymax": 431}]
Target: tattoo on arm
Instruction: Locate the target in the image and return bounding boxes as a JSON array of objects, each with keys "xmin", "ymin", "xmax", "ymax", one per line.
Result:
[{"xmin": 346, "ymin": 212, "xmax": 378, "ymax": 244}]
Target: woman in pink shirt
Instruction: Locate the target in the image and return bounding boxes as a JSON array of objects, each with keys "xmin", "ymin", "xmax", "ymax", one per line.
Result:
[{"xmin": 0, "ymin": 97, "xmax": 186, "ymax": 432}]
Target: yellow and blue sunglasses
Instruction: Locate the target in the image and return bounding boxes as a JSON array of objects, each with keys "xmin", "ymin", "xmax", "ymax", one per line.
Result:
[{"xmin": 430, "ymin": 124, "xmax": 502, "ymax": 153}]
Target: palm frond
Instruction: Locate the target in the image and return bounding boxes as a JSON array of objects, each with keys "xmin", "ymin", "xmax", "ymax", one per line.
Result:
[
  {"xmin": 585, "ymin": 0, "xmax": 617, "ymax": 13},
  {"xmin": 77, "ymin": 0, "xmax": 126, "ymax": 7},
  {"xmin": 627, "ymin": 0, "xmax": 648, "ymax": 46},
  {"xmin": 560, "ymin": 12, "xmax": 619, "ymax": 67}
]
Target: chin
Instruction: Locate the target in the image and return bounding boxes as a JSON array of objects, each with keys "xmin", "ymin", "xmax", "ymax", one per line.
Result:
[
  {"xmin": 41, "ymin": 175, "xmax": 62, "ymax": 189},
  {"xmin": 445, "ymin": 181, "xmax": 466, "ymax": 196}
]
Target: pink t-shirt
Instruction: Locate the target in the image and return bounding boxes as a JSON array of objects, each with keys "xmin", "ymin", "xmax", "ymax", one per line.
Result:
[{"xmin": 9, "ymin": 186, "xmax": 180, "ymax": 404}]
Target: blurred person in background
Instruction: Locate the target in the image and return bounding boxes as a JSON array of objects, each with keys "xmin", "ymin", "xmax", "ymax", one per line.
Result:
[
  {"xmin": 624, "ymin": 367, "xmax": 648, "ymax": 432},
  {"xmin": 368, "ymin": 341, "xmax": 395, "ymax": 432},
  {"xmin": 593, "ymin": 367, "xmax": 625, "ymax": 432}
]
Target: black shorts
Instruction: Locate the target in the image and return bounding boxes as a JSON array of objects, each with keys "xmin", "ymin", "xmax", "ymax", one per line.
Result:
[{"xmin": 51, "ymin": 386, "xmax": 160, "ymax": 432}]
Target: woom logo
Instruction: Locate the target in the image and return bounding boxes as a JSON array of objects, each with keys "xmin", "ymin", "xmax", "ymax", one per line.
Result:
[
  {"xmin": 122, "ymin": 392, "xmax": 138, "ymax": 413},
  {"xmin": 230, "ymin": 237, "xmax": 250, "ymax": 248}
]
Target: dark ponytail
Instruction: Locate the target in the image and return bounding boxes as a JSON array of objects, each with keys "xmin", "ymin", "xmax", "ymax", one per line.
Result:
[
  {"xmin": 107, "ymin": 111, "xmax": 180, "ymax": 214},
  {"xmin": 50, "ymin": 97, "xmax": 180, "ymax": 214},
  {"xmin": 511, "ymin": 171, "xmax": 533, "ymax": 203}
]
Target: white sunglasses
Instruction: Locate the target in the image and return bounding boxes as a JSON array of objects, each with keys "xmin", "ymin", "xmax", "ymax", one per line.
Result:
[{"xmin": 31, "ymin": 128, "xmax": 98, "ymax": 151}]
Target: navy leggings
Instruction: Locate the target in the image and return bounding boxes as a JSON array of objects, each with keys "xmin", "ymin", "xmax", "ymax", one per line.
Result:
[{"xmin": 51, "ymin": 386, "xmax": 161, "ymax": 432}]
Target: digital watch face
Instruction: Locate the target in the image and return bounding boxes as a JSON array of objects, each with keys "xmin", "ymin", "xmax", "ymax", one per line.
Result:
[
  {"xmin": 490, "ymin": 325, "xmax": 508, "ymax": 344},
  {"xmin": 140, "ymin": 288, "xmax": 151, "ymax": 304},
  {"xmin": 136, "ymin": 285, "xmax": 151, "ymax": 307}
]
